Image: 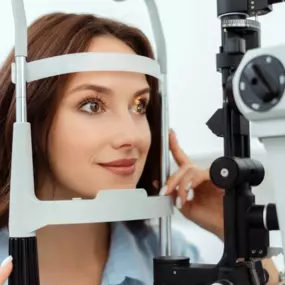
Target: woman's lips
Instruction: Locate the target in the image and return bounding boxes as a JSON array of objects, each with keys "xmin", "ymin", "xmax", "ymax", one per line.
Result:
[{"xmin": 98, "ymin": 158, "xmax": 137, "ymax": 176}]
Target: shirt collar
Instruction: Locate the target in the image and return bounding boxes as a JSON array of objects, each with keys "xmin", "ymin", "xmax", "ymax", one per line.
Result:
[{"xmin": 103, "ymin": 222, "xmax": 150, "ymax": 285}]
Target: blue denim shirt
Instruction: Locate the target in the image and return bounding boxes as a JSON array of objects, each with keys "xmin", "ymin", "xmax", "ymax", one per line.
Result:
[{"xmin": 0, "ymin": 222, "xmax": 201, "ymax": 285}]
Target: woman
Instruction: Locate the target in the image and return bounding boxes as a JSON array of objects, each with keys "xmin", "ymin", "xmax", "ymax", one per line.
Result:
[{"xmin": 0, "ymin": 12, "xmax": 280, "ymax": 285}]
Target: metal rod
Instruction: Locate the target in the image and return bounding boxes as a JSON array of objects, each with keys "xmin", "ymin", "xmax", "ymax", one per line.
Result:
[
  {"xmin": 144, "ymin": 0, "xmax": 172, "ymax": 257},
  {"xmin": 15, "ymin": 56, "xmax": 27, "ymax": 123},
  {"xmin": 159, "ymin": 75, "xmax": 172, "ymax": 256}
]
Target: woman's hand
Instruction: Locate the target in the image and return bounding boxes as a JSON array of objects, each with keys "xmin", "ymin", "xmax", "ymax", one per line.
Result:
[
  {"xmin": 0, "ymin": 256, "xmax": 12, "ymax": 285},
  {"xmin": 159, "ymin": 130, "xmax": 224, "ymax": 239}
]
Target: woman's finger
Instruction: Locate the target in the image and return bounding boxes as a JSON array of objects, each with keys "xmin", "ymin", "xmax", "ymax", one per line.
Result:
[
  {"xmin": 0, "ymin": 256, "xmax": 13, "ymax": 285},
  {"xmin": 169, "ymin": 130, "xmax": 190, "ymax": 167},
  {"xmin": 173, "ymin": 166, "xmax": 210, "ymax": 209},
  {"xmin": 176, "ymin": 174, "xmax": 195, "ymax": 209},
  {"xmin": 159, "ymin": 164, "xmax": 191, "ymax": 196}
]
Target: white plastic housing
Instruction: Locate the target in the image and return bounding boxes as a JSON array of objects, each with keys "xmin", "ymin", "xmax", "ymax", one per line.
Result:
[
  {"xmin": 233, "ymin": 44, "xmax": 285, "ymax": 266},
  {"xmin": 232, "ymin": 44, "xmax": 285, "ymax": 138}
]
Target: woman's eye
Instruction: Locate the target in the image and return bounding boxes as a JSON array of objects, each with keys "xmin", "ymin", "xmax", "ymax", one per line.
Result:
[
  {"xmin": 80, "ymin": 101, "xmax": 103, "ymax": 114},
  {"xmin": 133, "ymin": 98, "xmax": 148, "ymax": 114}
]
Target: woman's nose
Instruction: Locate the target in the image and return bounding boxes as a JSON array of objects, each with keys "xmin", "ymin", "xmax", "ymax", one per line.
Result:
[{"xmin": 111, "ymin": 114, "xmax": 142, "ymax": 149}]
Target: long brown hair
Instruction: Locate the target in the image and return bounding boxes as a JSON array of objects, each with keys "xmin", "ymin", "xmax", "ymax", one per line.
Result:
[{"xmin": 0, "ymin": 13, "xmax": 161, "ymax": 229}]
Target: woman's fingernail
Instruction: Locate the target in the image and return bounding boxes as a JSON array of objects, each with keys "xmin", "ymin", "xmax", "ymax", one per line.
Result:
[
  {"xmin": 1, "ymin": 256, "xmax": 13, "ymax": 267},
  {"xmin": 175, "ymin": 185, "xmax": 179, "ymax": 191},
  {"xmin": 185, "ymin": 182, "xmax": 192, "ymax": 191},
  {"xmin": 176, "ymin": 197, "xmax": 182, "ymax": 209},
  {"xmin": 152, "ymin": 180, "xmax": 159, "ymax": 189},
  {"xmin": 170, "ymin": 129, "xmax": 178, "ymax": 141},
  {"xmin": 187, "ymin": 189, "xmax": 194, "ymax": 201},
  {"xmin": 159, "ymin": 185, "xmax": 167, "ymax": 196}
]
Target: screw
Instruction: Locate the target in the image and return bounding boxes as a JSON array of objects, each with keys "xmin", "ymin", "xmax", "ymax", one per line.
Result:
[
  {"xmin": 271, "ymin": 98, "xmax": 278, "ymax": 105},
  {"xmin": 221, "ymin": 168, "xmax": 229, "ymax": 177},
  {"xmin": 266, "ymin": 57, "xmax": 272, "ymax": 63},
  {"xmin": 240, "ymin": 81, "xmax": 246, "ymax": 91},
  {"xmin": 252, "ymin": 250, "xmax": 256, "ymax": 254},
  {"xmin": 259, "ymin": 250, "xmax": 263, "ymax": 254},
  {"xmin": 251, "ymin": 103, "xmax": 260, "ymax": 110},
  {"xmin": 173, "ymin": 271, "xmax": 177, "ymax": 275}
]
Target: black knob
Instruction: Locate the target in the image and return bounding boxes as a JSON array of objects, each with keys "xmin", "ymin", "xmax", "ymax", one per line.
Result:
[
  {"xmin": 244, "ymin": 61, "xmax": 279, "ymax": 102},
  {"xmin": 210, "ymin": 156, "xmax": 264, "ymax": 189},
  {"xmin": 239, "ymin": 55, "xmax": 285, "ymax": 112},
  {"xmin": 247, "ymin": 204, "xmax": 279, "ymax": 231},
  {"xmin": 266, "ymin": 203, "xmax": 279, "ymax": 230}
]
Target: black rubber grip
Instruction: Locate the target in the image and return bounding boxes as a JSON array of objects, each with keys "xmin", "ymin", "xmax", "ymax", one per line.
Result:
[
  {"xmin": 266, "ymin": 203, "xmax": 279, "ymax": 230},
  {"xmin": 8, "ymin": 236, "xmax": 40, "ymax": 285}
]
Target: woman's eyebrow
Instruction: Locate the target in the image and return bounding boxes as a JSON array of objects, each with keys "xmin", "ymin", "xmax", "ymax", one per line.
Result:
[
  {"xmin": 135, "ymin": 87, "xmax": 151, "ymax": 96},
  {"xmin": 68, "ymin": 84, "xmax": 151, "ymax": 96}
]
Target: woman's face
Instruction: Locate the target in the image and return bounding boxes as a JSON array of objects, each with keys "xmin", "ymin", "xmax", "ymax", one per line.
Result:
[{"xmin": 45, "ymin": 36, "xmax": 151, "ymax": 200}]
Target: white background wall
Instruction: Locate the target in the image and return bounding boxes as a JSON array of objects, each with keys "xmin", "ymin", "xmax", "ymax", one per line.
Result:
[{"xmin": 1, "ymin": 0, "xmax": 285, "ymax": 268}]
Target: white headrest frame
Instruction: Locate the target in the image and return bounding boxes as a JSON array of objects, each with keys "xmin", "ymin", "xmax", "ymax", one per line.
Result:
[{"xmin": 10, "ymin": 0, "xmax": 172, "ymax": 256}]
